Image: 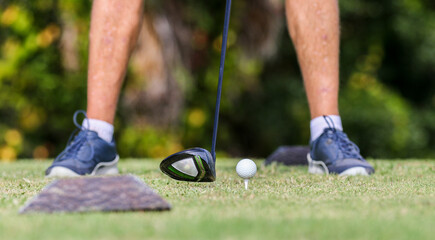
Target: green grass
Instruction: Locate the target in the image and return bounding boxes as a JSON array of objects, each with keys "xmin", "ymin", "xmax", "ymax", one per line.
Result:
[{"xmin": 0, "ymin": 159, "xmax": 434, "ymax": 240}]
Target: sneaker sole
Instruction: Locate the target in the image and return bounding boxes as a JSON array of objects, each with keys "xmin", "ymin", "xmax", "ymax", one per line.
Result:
[
  {"xmin": 339, "ymin": 167, "xmax": 369, "ymax": 176},
  {"xmin": 307, "ymin": 154, "xmax": 369, "ymax": 176},
  {"xmin": 46, "ymin": 155, "xmax": 120, "ymax": 178}
]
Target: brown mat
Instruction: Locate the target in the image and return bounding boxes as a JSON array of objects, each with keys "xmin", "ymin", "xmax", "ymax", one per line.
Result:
[{"xmin": 20, "ymin": 175, "xmax": 171, "ymax": 214}]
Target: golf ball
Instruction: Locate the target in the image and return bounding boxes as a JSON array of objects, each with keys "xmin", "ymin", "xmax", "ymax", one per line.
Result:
[{"xmin": 236, "ymin": 159, "xmax": 257, "ymax": 179}]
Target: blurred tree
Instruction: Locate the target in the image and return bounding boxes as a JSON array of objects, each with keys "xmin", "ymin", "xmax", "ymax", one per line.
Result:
[{"xmin": 0, "ymin": 0, "xmax": 434, "ymax": 161}]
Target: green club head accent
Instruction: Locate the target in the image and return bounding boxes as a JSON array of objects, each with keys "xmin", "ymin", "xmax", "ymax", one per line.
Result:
[{"xmin": 160, "ymin": 148, "xmax": 216, "ymax": 182}]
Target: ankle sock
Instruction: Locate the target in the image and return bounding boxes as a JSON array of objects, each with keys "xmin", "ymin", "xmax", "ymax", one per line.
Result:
[
  {"xmin": 310, "ymin": 115, "xmax": 343, "ymax": 141},
  {"xmin": 82, "ymin": 118, "xmax": 114, "ymax": 143}
]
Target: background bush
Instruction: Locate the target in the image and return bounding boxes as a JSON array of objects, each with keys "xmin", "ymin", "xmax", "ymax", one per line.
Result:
[{"xmin": 0, "ymin": 0, "xmax": 434, "ymax": 161}]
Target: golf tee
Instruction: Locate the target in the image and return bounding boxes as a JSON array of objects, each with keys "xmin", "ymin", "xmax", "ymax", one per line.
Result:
[{"xmin": 244, "ymin": 179, "xmax": 249, "ymax": 190}]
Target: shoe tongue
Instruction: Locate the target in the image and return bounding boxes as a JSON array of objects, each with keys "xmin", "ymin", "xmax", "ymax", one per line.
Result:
[
  {"xmin": 72, "ymin": 130, "xmax": 95, "ymax": 161},
  {"xmin": 80, "ymin": 129, "xmax": 98, "ymax": 139},
  {"xmin": 76, "ymin": 141, "xmax": 93, "ymax": 161}
]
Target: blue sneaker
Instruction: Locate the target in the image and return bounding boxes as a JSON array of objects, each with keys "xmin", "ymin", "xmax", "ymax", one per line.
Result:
[
  {"xmin": 45, "ymin": 110, "xmax": 119, "ymax": 177},
  {"xmin": 307, "ymin": 119, "xmax": 374, "ymax": 176}
]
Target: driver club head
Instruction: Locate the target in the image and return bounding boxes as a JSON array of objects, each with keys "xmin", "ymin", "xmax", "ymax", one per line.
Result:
[{"xmin": 160, "ymin": 148, "xmax": 216, "ymax": 182}]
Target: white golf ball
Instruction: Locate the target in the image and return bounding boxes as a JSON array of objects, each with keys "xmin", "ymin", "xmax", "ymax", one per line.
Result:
[{"xmin": 236, "ymin": 159, "xmax": 257, "ymax": 179}]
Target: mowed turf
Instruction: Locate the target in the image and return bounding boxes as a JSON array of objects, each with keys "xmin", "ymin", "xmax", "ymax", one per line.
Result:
[{"xmin": 0, "ymin": 159, "xmax": 434, "ymax": 240}]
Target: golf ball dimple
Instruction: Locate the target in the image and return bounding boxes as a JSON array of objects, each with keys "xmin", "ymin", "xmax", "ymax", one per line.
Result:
[{"xmin": 236, "ymin": 159, "xmax": 257, "ymax": 179}]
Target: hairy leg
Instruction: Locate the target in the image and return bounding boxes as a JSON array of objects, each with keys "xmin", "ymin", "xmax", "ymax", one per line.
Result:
[
  {"xmin": 87, "ymin": 0, "xmax": 144, "ymax": 124},
  {"xmin": 285, "ymin": 0, "xmax": 340, "ymax": 119}
]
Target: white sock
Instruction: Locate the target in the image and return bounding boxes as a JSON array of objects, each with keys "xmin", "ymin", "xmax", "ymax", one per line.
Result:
[
  {"xmin": 82, "ymin": 119, "xmax": 114, "ymax": 143},
  {"xmin": 310, "ymin": 115, "xmax": 343, "ymax": 141}
]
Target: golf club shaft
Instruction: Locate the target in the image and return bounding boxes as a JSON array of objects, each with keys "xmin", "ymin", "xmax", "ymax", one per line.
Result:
[{"xmin": 211, "ymin": 0, "xmax": 232, "ymax": 161}]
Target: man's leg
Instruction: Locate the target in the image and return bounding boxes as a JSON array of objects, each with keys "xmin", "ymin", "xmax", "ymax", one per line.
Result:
[
  {"xmin": 285, "ymin": 0, "xmax": 339, "ymax": 119},
  {"xmin": 46, "ymin": 0, "xmax": 144, "ymax": 177},
  {"xmin": 285, "ymin": 0, "xmax": 374, "ymax": 175},
  {"xmin": 87, "ymin": 0, "xmax": 144, "ymax": 124}
]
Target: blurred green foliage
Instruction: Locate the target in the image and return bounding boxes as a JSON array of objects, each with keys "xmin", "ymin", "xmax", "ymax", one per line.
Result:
[{"xmin": 0, "ymin": 0, "xmax": 434, "ymax": 161}]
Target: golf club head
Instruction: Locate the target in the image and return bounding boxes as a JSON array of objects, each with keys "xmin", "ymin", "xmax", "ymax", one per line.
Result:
[{"xmin": 160, "ymin": 148, "xmax": 216, "ymax": 182}]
